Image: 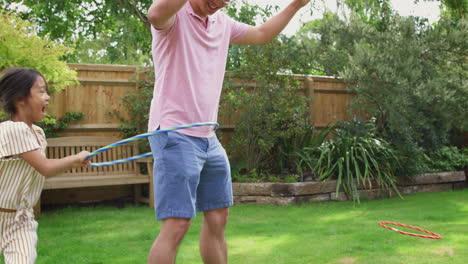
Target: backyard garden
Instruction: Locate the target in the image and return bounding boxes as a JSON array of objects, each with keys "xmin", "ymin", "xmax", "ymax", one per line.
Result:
[
  {"xmin": 0, "ymin": 190, "xmax": 464, "ymax": 263},
  {"xmin": 1, "ymin": 0, "xmax": 467, "ymax": 263}
]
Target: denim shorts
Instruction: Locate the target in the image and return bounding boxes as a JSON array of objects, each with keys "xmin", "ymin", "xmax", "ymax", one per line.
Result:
[{"xmin": 148, "ymin": 131, "xmax": 233, "ymax": 220}]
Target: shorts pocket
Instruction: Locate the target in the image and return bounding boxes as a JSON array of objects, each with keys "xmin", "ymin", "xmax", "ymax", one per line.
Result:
[
  {"xmin": 149, "ymin": 132, "xmax": 168, "ymax": 150},
  {"xmin": 164, "ymin": 131, "xmax": 181, "ymax": 149}
]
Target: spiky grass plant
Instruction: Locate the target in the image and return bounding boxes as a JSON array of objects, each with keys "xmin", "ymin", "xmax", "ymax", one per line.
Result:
[{"xmin": 297, "ymin": 118, "xmax": 402, "ymax": 202}]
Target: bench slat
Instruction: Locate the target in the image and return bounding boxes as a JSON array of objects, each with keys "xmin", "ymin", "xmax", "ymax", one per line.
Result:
[
  {"xmin": 44, "ymin": 174, "xmax": 150, "ymax": 189},
  {"xmin": 47, "ymin": 136, "xmax": 125, "ymax": 147}
]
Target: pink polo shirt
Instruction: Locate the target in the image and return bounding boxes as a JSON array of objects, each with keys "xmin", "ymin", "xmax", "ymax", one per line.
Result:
[{"xmin": 149, "ymin": 2, "xmax": 250, "ymax": 137}]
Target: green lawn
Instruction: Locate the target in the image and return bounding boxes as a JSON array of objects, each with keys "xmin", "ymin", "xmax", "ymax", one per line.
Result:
[{"xmin": 1, "ymin": 189, "xmax": 467, "ymax": 264}]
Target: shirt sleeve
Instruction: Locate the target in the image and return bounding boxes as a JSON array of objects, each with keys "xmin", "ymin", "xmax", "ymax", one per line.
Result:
[
  {"xmin": 0, "ymin": 122, "xmax": 41, "ymax": 158},
  {"xmin": 32, "ymin": 125, "xmax": 47, "ymax": 148},
  {"xmin": 151, "ymin": 13, "xmax": 179, "ymax": 37},
  {"xmin": 226, "ymin": 15, "xmax": 251, "ymax": 42}
]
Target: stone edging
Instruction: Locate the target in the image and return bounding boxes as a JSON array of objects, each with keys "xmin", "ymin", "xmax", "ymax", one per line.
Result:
[{"xmin": 233, "ymin": 171, "xmax": 466, "ymax": 205}]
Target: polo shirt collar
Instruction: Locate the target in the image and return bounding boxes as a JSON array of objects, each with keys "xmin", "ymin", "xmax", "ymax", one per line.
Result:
[{"xmin": 185, "ymin": 1, "xmax": 218, "ymax": 23}]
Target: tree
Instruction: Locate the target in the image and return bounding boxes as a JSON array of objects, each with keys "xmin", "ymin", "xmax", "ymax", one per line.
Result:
[
  {"xmin": 338, "ymin": 0, "xmax": 392, "ymax": 29},
  {"xmin": 295, "ymin": 0, "xmax": 395, "ymax": 75},
  {"xmin": 0, "ymin": 11, "xmax": 77, "ymax": 91},
  {"xmin": 1, "ymin": 0, "xmax": 310, "ymax": 68},
  {"xmin": 296, "ymin": 2, "xmax": 467, "ymax": 175},
  {"xmin": 418, "ymin": 0, "xmax": 467, "ymax": 20},
  {"xmin": 0, "ymin": 11, "xmax": 79, "ymax": 122},
  {"xmin": 1, "ymin": 0, "xmax": 153, "ymax": 65}
]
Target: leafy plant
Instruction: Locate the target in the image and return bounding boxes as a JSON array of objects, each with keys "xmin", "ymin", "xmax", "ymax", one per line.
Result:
[
  {"xmin": 231, "ymin": 168, "xmax": 269, "ymax": 183},
  {"xmin": 37, "ymin": 112, "xmax": 84, "ymax": 138},
  {"xmin": 283, "ymin": 174, "xmax": 300, "ymax": 183},
  {"xmin": 222, "ymin": 72, "xmax": 309, "ymax": 173},
  {"xmin": 0, "ymin": 11, "xmax": 77, "ymax": 91},
  {"xmin": 2, "ymin": 0, "xmax": 153, "ymax": 65},
  {"xmin": 277, "ymin": 124, "xmax": 334, "ymax": 181},
  {"xmin": 297, "ymin": 118, "xmax": 402, "ymax": 203},
  {"xmin": 0, "ymin": 111, "xmax": 8, "ymax": 121},
  {"xmin": 297, "ymin": 4, "xmax": 468, "ymax": 177},
  {"xmin": 426, "ymin": 146, "xmax": 468, "ymax": 172},
  {"xmin": 222, "ymin": 4, "xmax": 310, "ymax": 175},
  {"xmin": 275, "ymin": 123, "xmax": 315, "ymax": 173},
  {"xmin": 0, "ymin": 11, "xmax": 79, "ymax": 120}
]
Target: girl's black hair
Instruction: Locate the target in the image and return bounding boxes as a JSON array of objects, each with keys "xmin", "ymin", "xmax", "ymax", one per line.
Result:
[{"xmin": 0, "ymin": 68, "xmax": 47, "ymax": 116}]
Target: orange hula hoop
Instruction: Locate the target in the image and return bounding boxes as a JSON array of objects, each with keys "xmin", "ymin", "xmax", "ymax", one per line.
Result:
[{"xmin": 378, "ymin": 221, "xmax": 441, "ymax": 239}]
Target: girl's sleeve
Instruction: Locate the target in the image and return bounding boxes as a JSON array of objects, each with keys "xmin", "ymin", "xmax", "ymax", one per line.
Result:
[
  {"xmin": 33, "ymin": 125, "xmax": 47, "ymax": 148},
  {"xmin": 0, "ymin": 122, "xmax": 41, "ymax": 158}
]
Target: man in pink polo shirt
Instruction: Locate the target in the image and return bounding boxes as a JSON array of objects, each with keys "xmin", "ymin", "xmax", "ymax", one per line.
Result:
[{"xmin": 147, "ymin": 0, "xmax": 310, "ymax": 263}]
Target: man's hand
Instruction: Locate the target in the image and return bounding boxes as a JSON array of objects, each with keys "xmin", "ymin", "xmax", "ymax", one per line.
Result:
[
  {"xmin": 232, "ymin": 0, "xmax": 311, "ymax": 45},
  {"xmin": 294, "ymin": 0, "xmax": 311, "ymax": 8}
]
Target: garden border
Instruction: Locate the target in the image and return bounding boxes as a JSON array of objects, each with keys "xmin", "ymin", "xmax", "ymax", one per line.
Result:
[{"xmin": 233, "ymin": 171, "xmax": 466, "ymax": 205}]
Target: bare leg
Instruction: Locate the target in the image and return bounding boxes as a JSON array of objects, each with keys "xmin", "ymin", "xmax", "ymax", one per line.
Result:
[
  {"xmin": 148, "ymin": 218, "xmax": 191, "ymax": 264},
  {"xmin": 199, "ymin": 208, "xmax": 229, "ymax": 264}
]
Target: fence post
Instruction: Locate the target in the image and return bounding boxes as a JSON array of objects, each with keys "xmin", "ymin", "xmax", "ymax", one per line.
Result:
[{"xmin": 303, "ymin": 76, "xmax": 315, "ymax": 122}]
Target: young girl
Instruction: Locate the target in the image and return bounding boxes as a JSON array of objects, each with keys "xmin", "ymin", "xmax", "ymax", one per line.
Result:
[{"xmin": 0, "ymin": 68, "xmax": 90, "ymax": 263}]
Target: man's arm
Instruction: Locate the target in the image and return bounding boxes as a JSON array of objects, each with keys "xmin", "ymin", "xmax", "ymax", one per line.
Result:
[
  {"xmin": 232, "ymin": 0, "xmax": 310, "ymax": 45},
  {"xmin": 147, "ymin": 0, "xmax": 188, "ymax": 30}
]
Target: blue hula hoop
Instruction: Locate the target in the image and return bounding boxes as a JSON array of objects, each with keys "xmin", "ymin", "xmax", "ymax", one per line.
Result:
[{"xmin": 87, "ymin": 122, "xmax": 219, "ymax": 167}]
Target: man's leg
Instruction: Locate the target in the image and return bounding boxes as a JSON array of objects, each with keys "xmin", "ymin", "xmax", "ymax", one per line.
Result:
[
  {"xmin": 148, "ymin": 217, "xmax": 191, "ymax": 264},
  {"xmin": 148, "ymin": 132, "xmax": 207, "ymax": 264},
  {"xmin": 199, "ymin": 207, "xmax": 229, "ymax": 264}
]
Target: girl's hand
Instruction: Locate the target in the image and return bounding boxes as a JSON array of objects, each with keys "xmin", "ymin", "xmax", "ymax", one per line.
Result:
[{"xmin": 75, "ymin": 151, "xmax": 91, "ymax": 167}]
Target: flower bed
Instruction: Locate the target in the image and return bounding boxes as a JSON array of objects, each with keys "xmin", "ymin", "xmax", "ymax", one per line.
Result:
[{"xmin": 233, "ymin": 171, "xmax": 466, "ymax": 205}]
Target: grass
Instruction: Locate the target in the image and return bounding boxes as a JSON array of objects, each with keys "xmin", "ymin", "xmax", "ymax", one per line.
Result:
[{"xmin": 1, "ymin": 189, "xmax": 467, "ymax": 264}]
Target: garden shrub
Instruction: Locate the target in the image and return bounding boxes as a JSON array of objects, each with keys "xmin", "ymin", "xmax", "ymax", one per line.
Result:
[
  {"xmin": 222, "ymin": 31, "xmax": 310, "ymax": 178},
  {"xmin": 221, "ymin": 2, "xmax": 313, "ymax": 181},
  {"xmin": 342, "ymin": 16, "xmax": 468, "ymax": 176},
  {"xmin": 0, "ymin": 11, "xmax": 77, "ymax": 91},
  {"xmin": 37, "ymin": 112, "xmax": 84, "ymax": 138},
  {"xmin": 0, "ymin": 11, "xmax": 78, "ymax": 121},
  {"xmin": 222, "ymin": 64, "xmax": 309, "ymax": 177},
  {"xmin": 298, "ymin": 9, "xmax": 468, "ymax": 177},
  {"xmin": 297, "ymin": 118, "xmax": 402, "ymax": 202},
  {"xmin": 426, "ymin": 146, "xmax": 468, "ymax": 172}
]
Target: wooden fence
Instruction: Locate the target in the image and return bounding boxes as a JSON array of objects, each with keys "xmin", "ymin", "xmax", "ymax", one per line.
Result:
[{"xmin": 49, "ymin": 63, "xmax": 355, "ymax": 141}]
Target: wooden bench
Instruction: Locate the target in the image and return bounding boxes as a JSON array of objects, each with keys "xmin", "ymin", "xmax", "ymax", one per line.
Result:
[{"xmin": 35, "ymin": 136, "xmax": 154, "ymax": 216}]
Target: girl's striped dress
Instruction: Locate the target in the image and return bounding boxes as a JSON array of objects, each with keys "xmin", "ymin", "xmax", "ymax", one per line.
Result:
[{"xmin": 0, "ymin": 121, "xmax": 46, "ymax": 264}]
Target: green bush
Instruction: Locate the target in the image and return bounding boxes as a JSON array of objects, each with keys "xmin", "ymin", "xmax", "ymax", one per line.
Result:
[
  {"xmin": 0, "ymin": 111, "xmax": 8, "ymax": 121},
  {"xmin": 221, "ymin": 2, "xmax": 311, "ymax": 179},
  {"xmin": 0, "ymin": 11, "xmax": 79, "ymax": 120},
  {"xmin": 231, "ymin": 168, "xmax": 268, "ymax": 183},
  {"xmin": 221, "ymin": 37, "xmax": 310, "ymax": 175},
  {"xmin": 278, "ymin": 124, "xmax": 333, "ymax": 181},
  {"xmin": 426, "ymin": 146, "xmax": 468, "ymax": 172},
  {"xmin": 298, "ymin": 9, "xmax": 468, "ymax": 177},
  {"xmin": 297, "ymin": 118, "xmax": 402, "ymax": 202},
  {"xmin": 0, "ymin": 11, "xmax": 77, "ymax": 91},
  {"xmin": 37, "ymin": 112, "xmax": 84, "ymax": 138},
  {"xmin": 222, "ymin": 73, "xmax": 309, "ymax": 175},
  {"xmin": 275, "ymin": 123, "xmax": 320, "ymax": 174}
]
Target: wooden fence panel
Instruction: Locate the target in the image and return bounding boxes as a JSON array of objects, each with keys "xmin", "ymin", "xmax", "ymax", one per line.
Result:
[
  {"xmin": 48, "ymin": 64, "xmax": 140, "ymax": 137},
  {"xmin": 310, "ymin": 76, "xmax": 354, "ymax": 128},
  {"xmin": 49, "ymin": 64, "xmax": 355, "ymax": 139}
]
